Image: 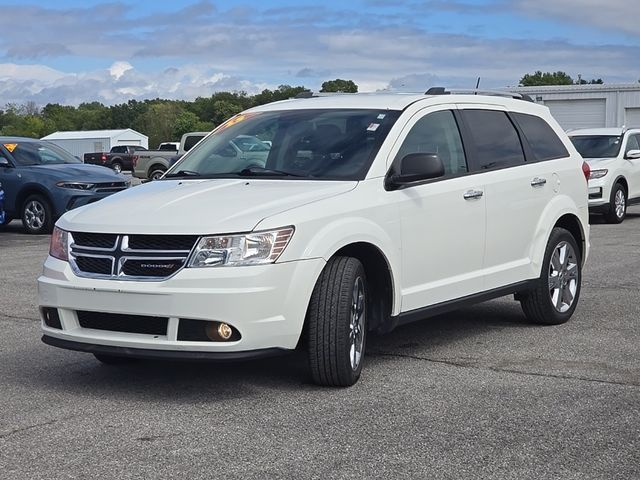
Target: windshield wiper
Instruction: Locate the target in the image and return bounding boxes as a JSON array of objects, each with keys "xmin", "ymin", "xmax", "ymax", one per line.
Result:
[
  {"xmin": 238, "ymin": 166, "xmax": 304, "ymax": 177},
  {"xmin": 164, "ymin": 170, "xmax": 202, "ymax": 178}
]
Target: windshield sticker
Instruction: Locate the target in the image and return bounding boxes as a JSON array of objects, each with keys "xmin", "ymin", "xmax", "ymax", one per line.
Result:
[
  {"xmin": 377, "ymin": 114, "xmax": 386, "ymax": 120},
  {"xmin": 367, "ymin": 123, "xmax": 380, "ymax": 132},
  {"xmin": 3, "ymin": 143, "xmax": 17, "ymax": 153},
  {"xmin": 214, "ymin": 112, "xmax": 257, "ymax": 133}
]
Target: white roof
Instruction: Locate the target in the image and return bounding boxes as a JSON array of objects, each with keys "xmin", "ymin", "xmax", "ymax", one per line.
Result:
[
  {"xmin": 568, "ymin": 128, "xmax": 628, "ymax": 136},
  {"xmin": 41, "ymin": 128, "xmax": 147, "ymax": 140},
  {"xmin": 248, "ymin": 92, "xmax": 542, "ymax": 112}
]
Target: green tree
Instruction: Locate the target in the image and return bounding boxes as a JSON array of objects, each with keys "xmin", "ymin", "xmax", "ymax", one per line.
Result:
[
  {"xmin": 519, "ymin": 71, "xmax": 574, "ymax": 86},
  {"xmin": 320, "ymin": 79, "xmax": 358, "ymax": 93},
  {"xmin": 135, "ymin": 102, "xmax": 185, "ymax": 148},
  {"xmin": 211, "ymin": 100, "xmax": 243, "ymax": 127}
]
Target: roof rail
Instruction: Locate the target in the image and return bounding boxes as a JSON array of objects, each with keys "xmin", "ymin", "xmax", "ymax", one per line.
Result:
[
  {"xmin": 293, "ymin": 91, "xmax": 358, "ymax": 99},
  {"xmin": 425, "ymin": 87, "xmax": 534, "ymax": 102}
]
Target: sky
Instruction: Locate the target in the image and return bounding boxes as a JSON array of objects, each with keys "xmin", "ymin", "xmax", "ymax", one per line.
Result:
[{"xmin": 0, "ymin": 0, "xmax": 639, "ymax": 106}]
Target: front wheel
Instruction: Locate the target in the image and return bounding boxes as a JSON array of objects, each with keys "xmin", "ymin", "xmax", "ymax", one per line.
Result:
[
  {"xmin": 605, "ymin": 183, "xmax": 626, "ymax": 224},
  {"xmin": 22, "ymin": 194, "xmax": 53, "ymax": 234},
  {"xmin": 306, "ymin": 256, "xmax": 367, "ymax": 387},
  {"xmin": 519, "ymin": 227, "xmax": 582, "ymax": 325}
]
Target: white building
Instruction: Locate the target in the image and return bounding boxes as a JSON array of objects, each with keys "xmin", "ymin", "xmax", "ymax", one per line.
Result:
[
  {"xmin": 41, "ymin": 129, "xmax": 148, "ymax": 157},
  {"xmin": 510, "ymin": 84, "xmax": 640, "ymax": 130}
]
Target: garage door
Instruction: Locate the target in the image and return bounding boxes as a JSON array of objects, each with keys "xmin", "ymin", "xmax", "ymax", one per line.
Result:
[
  {"xmin": 625, "ymin": 108, "xmax": 640, "ymax": 127},
  {"xmin": 116, "ymin": 139, "xmax": 141, "ymax": 145},
  {"xmin": 544, "ymin": 99, "xmax": 606, "ymax": 130}
]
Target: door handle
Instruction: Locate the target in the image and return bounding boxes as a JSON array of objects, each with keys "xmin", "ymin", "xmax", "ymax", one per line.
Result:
[
  {"xmin": 463, "ymin": 189, "xmax": 484, "ymax": 200},
  {"xmin": 531, "ymin": 177, "xmax": 547, "ymax": 187}
]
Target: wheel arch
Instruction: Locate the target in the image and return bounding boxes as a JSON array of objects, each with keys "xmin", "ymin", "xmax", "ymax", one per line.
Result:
[
  {"xmin": 612, "ymin": 175, "xmax": 628, "ymax": 194},
  {"xmin": 147, "ymin": 162, "xmax": 167, "ymax": 177},
  {"xmin": 332, "ymin": 242, "xmax": 395, "ymax": 333},
  {"xmin": 16, "ymin": 184, "xmax": 54, "ymax": 214}
]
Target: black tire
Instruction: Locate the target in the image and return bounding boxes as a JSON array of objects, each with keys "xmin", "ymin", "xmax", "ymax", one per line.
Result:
[
  {"xmin": 111, "ymin": 161, "xmax": 123, "ymax": 174},
  {"xmin": 21, "ymin": 194, "xmax": 53, "ymax": 234},
  {"xmin": 519, "ymin": 227, "xmax": 582, "ymax": 325},
  {"xmin": 306, "ymin": 256, "xmax": 367, "ymax": 387},
  {"xmin": 149, "ymin": 166, "xmax": 166, "ymax": 181},
  {"xmin": 93, "ymin": 353, "xmax": 138, "ymax": 365},
  {"xmin": 604, "ymin": 183, "xmax": 626, "ymax": 224}
]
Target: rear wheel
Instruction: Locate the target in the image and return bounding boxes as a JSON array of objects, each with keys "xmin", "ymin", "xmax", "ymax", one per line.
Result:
[
  {"xmin": 93, "ymin": 354, "xmax": 138, "ymax": 365},
  {"xmin": 306, "ymin": 256, "xmax": 367, "ymax": 387},
  {"xmin": 604, "ymin": 183, "xmax": 626, "ymax": 224},
  {"xmin": 519, "ymin": 227, "xmax": 581, "ymax": 325},
  {"xmin": 149, "ymin": 166, "xmax": 166, "ymax": 181},
  {"xmin": 111, "ymin": 161, "xmax": 123, "ymax": 174},
  {"xmin": 22, "ymin": 194, "xmax": 53, "ymax": 234}
]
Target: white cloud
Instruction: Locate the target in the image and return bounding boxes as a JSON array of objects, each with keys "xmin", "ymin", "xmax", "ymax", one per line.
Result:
[
  {"xmin": 109, "ymin": 61, "xmax": 134, "ymax": 80},
  {"xmin": 513, "ymin": 0, "xmax": 639, "ymax": 37}
]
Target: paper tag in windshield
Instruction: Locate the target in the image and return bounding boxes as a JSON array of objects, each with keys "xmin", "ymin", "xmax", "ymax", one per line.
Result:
[
  {"xmin": 377, "ymin": 114, "xmax": 386, "ymax": 120},
  {"xmin": 367, "ymin": 123, "xmax": 380, "ymax": 132},
  {"xmin": 3, "ymin": 143, "xmax": 17, "ymax": 153}
]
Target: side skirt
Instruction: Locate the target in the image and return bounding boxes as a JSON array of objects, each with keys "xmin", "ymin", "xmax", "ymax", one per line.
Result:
[{"xmin": 388, "ymin": 279, "xmax": 537, "ymax": 330}]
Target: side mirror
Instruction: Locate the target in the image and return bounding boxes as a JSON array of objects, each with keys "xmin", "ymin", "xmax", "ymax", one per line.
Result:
[
  {"xmin": 625, "ymin": 149, "xmax": 640, "ymax": 160},
  {"xmin": 0, "ymin": 157, "xmax": 11, "ymax": 168},
  {"xmin": 387, "ymin": 153, "xmax": 445, "ymax": 189}
]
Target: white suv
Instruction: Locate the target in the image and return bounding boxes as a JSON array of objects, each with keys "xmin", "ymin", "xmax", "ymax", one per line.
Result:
[
  {"xmin": 39, "ymin": 91, "xmax": 590, "ymax": 386},
  {"xmin": 568, "ymin": 128, "xmax": 640, "ymax": 223}
]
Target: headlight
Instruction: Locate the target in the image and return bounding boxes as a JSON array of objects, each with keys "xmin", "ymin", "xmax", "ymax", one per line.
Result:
[
  {"xmin": 589, "ymin": 169, "xmax": 608, "ymax": 179},
  {"xmin": 56, "ymin": 182, "xmax": 95, "ymax": 190},
  {"xmin": 188, "ymin": 227, "xmax": 294, "ymax": 267},
  {"xmin": 50, "ymin": 227, "xmax": 69, "ymax": 262}
]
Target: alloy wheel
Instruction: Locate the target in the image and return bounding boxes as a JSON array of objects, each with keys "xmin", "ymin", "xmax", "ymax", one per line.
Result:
[
  {"xmin": 548, "ymin": 241, "xmax": 579, "ymax": 313},
  {"xmin": 349, "ymin": 276, "xmax": 366, "ymax": 370},
  {"xmin": 614, "ymin": 189, "xmax": 625, "ymax": 219},
  {"xmin": 24, "ymin": 200, "xmax": 45, "ymax": 230}
]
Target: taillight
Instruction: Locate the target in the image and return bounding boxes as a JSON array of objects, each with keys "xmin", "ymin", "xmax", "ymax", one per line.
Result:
[
  {"xmin": 581, "ymin": 161, "xmax": 590, "ymax": 182},
  {"xmin": 101, "ymin": 154, "xmax": 107, "ymax": 162}
]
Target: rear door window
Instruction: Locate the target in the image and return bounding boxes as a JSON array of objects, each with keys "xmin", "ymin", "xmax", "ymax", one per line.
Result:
[
  {"xmin": 512, "ymin": 112, "xmax": 569, "ymax": 161},
  {"xmin": 461, "ymin": 109, "xmax": 525, "ymax": 170}
]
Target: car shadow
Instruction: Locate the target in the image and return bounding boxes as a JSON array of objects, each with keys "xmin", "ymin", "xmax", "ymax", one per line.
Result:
[{"xmin": 19, "ymin": 299, "xmax": 534, "ymax": 400}]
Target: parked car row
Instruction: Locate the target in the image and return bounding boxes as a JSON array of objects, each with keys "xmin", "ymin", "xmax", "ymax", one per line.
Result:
[
  {"xmin": 132, "ymin": 131, "xmax": 208, "ymax": 180},
  {"xmin": 83, "ymin": 145, "xmax": 147, "ymax": 173}
]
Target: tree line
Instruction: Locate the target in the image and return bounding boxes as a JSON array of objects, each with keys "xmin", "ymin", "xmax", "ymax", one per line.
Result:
[{"xmin": 0, "ymin": 79, "xmax": 358, "ymax": 149}]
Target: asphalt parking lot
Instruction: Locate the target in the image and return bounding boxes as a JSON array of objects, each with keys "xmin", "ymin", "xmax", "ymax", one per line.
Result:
[{"xmin": 0, "ymin": 209, "xmax": 638, "ymax": 480}]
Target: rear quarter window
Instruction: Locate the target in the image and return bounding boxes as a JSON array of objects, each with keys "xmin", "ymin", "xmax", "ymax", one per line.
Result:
[{"xmin": 512, "ymin": 112, "xmax": 569, "ymax": 161}]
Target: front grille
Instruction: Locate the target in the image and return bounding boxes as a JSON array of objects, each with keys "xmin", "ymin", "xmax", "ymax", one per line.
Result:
[
  {"xmin": 75, "ymin": 256, "xmax": 113, "ymax": 275},
  {"xmin": 94, "ymin": 182, "xmax": 128, "ymax": 194},
  {"xmin": 72, "ymin": 232, "xmax": 117, "ymax": 249},
  {"xmin": 77, "ymin": 311, "xmax": 168, "ymax": 335},
  {"xmin": 127, "ymin": 235, "xmax": 198, "ymax": 251},
  {"xmin": 121, "ymin": 258, "xmax": 185, "ymax": 277},
  {"xmin": 69, "ymin": 232, "xmax": 198, "ymax": 281}
]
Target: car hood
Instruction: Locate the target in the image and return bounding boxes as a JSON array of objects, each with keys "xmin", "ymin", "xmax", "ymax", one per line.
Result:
[
  {"xmin": 58, "ymin": 179, "xmax": 357, "ymax": 234},
  {"xmin": 21, "ymin": 163, "xmax": 125, "ymax": 182}
]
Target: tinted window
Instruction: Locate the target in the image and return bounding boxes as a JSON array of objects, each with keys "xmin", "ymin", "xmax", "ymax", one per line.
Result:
[
  {"xmin": 395, "ymin": 110, "xmax": 467, "ymax": 176},
  {"xmin": 512, "ymin": 112, "xmax": 568, "ymax": 161},
  {"xmin": 570, "ymin": 136, "xmax": 621, "ymax": 158},
  {"xmin": 111, "ymin": 146, "xmax": 126, "ymax": 153},
  {"xmin": 183, "ymin": 135, "xmax": 206, "ymax": 152},
  {"xmin": 462, "ymin": 110, "xmax": 525, "ymax": 169},
  {"xmin": 7, "ymin": 141, "xmax": 81, "ymax": 166},
  {"xmin": 625, "ymin": 134, "xmax": 640, "ymax": 154}
]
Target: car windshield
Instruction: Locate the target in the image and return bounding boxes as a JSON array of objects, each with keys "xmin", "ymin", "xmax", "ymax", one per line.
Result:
[
  {"xmin": 570, "ymin": 135, "xmax": 622, "ymax": 158},
  {"xmin": 5, "ymin": 141, "xmax": 81, "ymax": 166},
  {"xmin": 166, "ymin": 109, "xmax": 400, "ymax": 180}
]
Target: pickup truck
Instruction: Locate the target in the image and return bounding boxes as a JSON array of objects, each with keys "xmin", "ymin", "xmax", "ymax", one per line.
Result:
[
  {"xmin": 84, "ymin": 145, "xmax": 147, "ymax": 173},
  {"xmin": 133, "ymin": 132, "xmax": 208, "ymax": 180}
]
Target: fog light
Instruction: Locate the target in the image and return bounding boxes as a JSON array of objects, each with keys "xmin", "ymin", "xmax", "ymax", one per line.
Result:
[
  {"xmin": 204, "ymin": 322, "xmax": 234, "ymax": 341},
  {"xmin": 218, "ymin": 323, "xmax": 233, "ymax": 340}
]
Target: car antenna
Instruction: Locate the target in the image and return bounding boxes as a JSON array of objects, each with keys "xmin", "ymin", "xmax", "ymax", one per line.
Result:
[{"xmin": 475, "ymin": 77, "xmax": 481, "ymax": 94}]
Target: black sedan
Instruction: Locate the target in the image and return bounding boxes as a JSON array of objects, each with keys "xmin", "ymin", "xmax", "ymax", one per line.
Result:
[{"xmin": 0, "ymin": 137, "xmax": 129, "ymax": 234}]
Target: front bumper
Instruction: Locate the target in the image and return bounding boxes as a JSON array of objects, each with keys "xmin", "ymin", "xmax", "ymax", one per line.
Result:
[
  {"xmin": 38, "ymin": 256, "xmax": 326, "ymax": 355},
  {"xmin": 587, "ymin": 178, "xmax": 610, "ymax": 209}
]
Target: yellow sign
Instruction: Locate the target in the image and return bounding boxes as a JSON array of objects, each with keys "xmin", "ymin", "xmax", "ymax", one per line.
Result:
[{"xmin": 3, "ymin": 143, "xmax": 17, "ymax": 153}]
